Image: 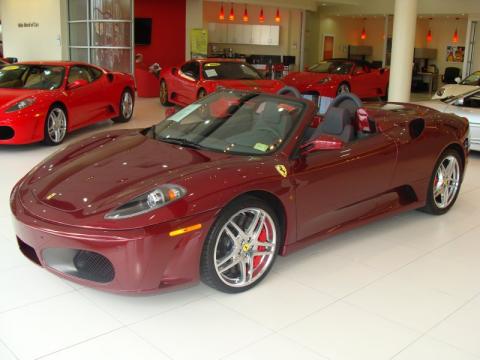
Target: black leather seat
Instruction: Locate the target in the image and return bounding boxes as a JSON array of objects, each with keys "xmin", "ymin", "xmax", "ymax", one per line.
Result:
[
  {"xmin": 443, "ymin": 67, "xmax": 461, "ymax": 84},
  {"xmin": 314, "ymin": 107, "xmax": 355, "ymax": 143}
]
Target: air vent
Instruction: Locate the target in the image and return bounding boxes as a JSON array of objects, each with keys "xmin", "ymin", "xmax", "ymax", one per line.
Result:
[{"xmin": 409, "ymin": 118, "xmax": 425, "ymax": 139}]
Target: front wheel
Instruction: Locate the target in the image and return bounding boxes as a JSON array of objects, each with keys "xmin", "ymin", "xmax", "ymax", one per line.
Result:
[
  {"xmin": 160, "ymin": 80, "xmax": 172, "ymax": 106},
  {"xmin": 112, "ymin": 90, "xmax": 134, "ymax": 123},
  {"xmin": 336, "ymin": 83, "xmax": 350, "ymax": 96},
  {"xmin": 420, "ymin": 149, "xmax": 463, "ymax": 215},
  {"xmin": 197, "ymin": 88, "xmax": 207, "ymax": 99},
  {"xmin": 200, "ymin": 196, "xmax": 280, "ymax": 293},
  {"xmin": 43, "ymin": 106, "xmax": 67, "ymax": 146}
]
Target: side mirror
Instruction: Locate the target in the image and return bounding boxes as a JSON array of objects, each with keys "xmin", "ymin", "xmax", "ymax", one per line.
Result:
[
  {"xmin": 454, "ymin": 77, "xmax": 461, "ymax": 84},
  {"xmin": 67, "ymin": 79, "xmax": 89, "ymax": 90},
  {"xmin": 301, "ymin": 135, "xmax": 344, "ymax": 155}
]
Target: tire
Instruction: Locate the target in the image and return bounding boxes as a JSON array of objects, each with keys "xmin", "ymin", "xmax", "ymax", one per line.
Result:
[
  {"xmin": 160, "ymin": 80, "xmax": 172, "ymax": 106},
  {"xmin": 43, "ymin": 106, "xmax": 67, "ymax": 146},
  {"xmin": 198, "ymin": 88, "xmax": 207, "ymax": 99},
  {"xmin": 420, "ymin": 149, "xmax": 463, "ymax": 215},
  {"xmin": 336, "ymin": 83, "xmax": 350, "ymax": 96},
  {"xmin": 200, "ymin": 196, "xmax": 281, "ymax": 293},
  {"xmin": 112, "ymin": 89, "xmax": 134, "ymax": 123}
]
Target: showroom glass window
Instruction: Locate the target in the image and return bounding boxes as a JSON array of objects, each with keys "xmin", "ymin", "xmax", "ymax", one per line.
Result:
[{"xmin": 67, "ymin": 0, "xmax": 133, "ymax": 73}]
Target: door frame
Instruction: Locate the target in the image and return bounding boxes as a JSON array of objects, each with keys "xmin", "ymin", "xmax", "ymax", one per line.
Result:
[{"xmin": 321, "ymin": 34, "xmax": 335, "ymax": 61}]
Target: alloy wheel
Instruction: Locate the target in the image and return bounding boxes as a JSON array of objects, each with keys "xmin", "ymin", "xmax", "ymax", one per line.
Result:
[
  {"xmin": 433, "ymin": 155, "xmax": 460, "ymax": 209},
  {"xmin": 121, "ymin": 91, "xmax": 133, "ymax": 119},
  {"xmin": 47, "ymin": 108, "xmax": 67, "ymax": 143}
]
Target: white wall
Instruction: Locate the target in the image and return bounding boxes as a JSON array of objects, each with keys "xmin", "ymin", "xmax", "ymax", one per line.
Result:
[
  {"xmin": 186, "ymin": 0, "xmax": 204, "ymax": 60},
  {"xmin": 1, "ymin": 0, "xmax": 64, "ymax": 61}
]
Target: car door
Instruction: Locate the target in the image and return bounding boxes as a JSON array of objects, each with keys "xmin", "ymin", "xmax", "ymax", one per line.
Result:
[
  {"xmin": 175, "ymin": 61, "xmax": 200, "ymax": 105},
  {"xmin": 65, "ymin": 65, "xmax": 106, "ymax": 128},
  {"xmin": 292, "ymin": 131, "xmax": 398, "ymax": 242},
  {"xmin": 350, "ymin": 64, "xmax": 378, "ymax": 98}
]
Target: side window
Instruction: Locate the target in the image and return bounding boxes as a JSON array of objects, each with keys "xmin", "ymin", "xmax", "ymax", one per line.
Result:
[
  {"xmin": 87, "ymin": 66, "xmax": 103, "ymax": 81},
  {"xmin": 180, "ymin": 62, "xmax": 199, "ymax": 80},
  {"xmin": 68, "ymin": 66, "xmax": 93, "ymax": 84},
  {"xmin": 458, "ymin": 92, "xmax": 480, "ymax": 108}
]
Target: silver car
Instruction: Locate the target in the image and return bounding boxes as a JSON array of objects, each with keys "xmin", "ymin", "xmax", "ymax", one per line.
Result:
[{"xmin": 417, "ymin": 89, "xmax": 480, "ymax": 151}]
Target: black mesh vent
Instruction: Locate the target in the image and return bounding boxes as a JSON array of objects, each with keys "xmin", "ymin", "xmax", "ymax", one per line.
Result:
[
  {"xmin": 17, "ymin": 237, "xmax": 41, "ymax": 266},
  {"xmin": 73, "ymin": 250, "xmax": 115, "ymax": 283},
  {"xmin": 0, "ymin": 126, "xmax": 15, "ymax": 140}
]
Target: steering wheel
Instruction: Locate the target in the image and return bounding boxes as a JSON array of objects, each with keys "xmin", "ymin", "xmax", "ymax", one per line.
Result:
[{"xmin": 276, "ymin": 86, "xmax": 302, "ymax": 98}]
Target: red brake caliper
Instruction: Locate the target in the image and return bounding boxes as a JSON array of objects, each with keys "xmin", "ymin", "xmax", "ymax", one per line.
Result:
[{"xmin": 253, "ymin": 228, "xmax": 267, "ymax": 269}]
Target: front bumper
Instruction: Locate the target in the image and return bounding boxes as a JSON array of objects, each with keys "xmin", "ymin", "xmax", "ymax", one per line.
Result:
[
  {"xmin": 12, "ymin": 200, "xmax": 218, "ymax": 293},
  {"xmin": 0, "ymin": 111, "xmax": 45, "ymax": 145}
]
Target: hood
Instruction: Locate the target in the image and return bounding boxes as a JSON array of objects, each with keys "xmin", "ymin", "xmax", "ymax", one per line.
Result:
[
  {"xmin": 215, "ymin": 79, "xmax": 283, "ymax": 93},
  {"xmin": 17, "ymin": 129, "xmax": 244, "ymax": 229},
  {"xmin": 0, "ymin": 89, "xmax": 45, "ymax": 110},
  {"xmin": 432, "ymin": 84, "xmax": 478, "ymax": 100}
]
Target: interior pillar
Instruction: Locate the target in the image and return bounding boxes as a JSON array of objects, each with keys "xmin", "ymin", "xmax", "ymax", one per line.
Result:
[{"xmin": 388, "ymin": 0, "xmax": 418, "ymax": 102}]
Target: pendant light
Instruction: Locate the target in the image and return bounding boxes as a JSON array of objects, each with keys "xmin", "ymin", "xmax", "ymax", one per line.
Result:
[
  {"xmin": 219, "ymin": 3, "xmax": 225, "ymax": 21},
  {"xmin": 259, "ymin": 7, "xmax": 265, "ymax": 23},
  {"xmin": 228, "ymin": 3, "xmax": 235, "ymax": 21},
  {"xmin": 243, "ymin": 5, "xmax": 249, "ymax": 22},
  {"xmin": 426, "ymin": 18, "xmax": 433, "ymax": 42},
  {"xmin": 275, "ymin": 8, "xmax": 281, "ymax": 23},
  {"xmin": 360, "ymin": 17, "xmax": 367, "ymax": 40},
  {"xmin": 452, "ymin": 17, "xmax": 459, "ymax": 43}
]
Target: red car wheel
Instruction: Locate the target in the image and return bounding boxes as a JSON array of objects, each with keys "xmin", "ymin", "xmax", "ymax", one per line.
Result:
[
  {"xmin": 160, "ymin": 80, "xmax": 172, "ymax": 106},
  {"xmin": 43, "ymin": 106, "xmax": 68, "ymax": 146},
  {"xmin": 200, "ymin": 196, "xmax": 280, "ymax": 293},
  {"xmin": 336, "ymin": 83, "xmax": 350, "ymax": 96},
  {"xmin": 112, "ymin": 90, "xmax": 134, "ymax": 123}
]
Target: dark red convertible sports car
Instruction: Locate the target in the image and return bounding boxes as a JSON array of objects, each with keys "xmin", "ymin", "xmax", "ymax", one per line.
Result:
[
  {"xmin": 159, "ymin": 58, "xmax": 284, "ymax": 107},
  {"xmin": 11, "ymin": 90, "xmax": 468, "ymax": 294},
  {"xmin": 0, "ymin": 61, "xmax": 135, "ymax": 145},
  {"xmin": 283, "ymin": 59, "xmax": 390, "ymax": 104}
]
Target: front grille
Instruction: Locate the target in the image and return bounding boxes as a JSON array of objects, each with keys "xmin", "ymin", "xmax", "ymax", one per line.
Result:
[
  {"xmin": 73, "ymin": 250, "xmax": 115, "ymax": 283},
  {"xmin": 0, "ymin": 126, "xmax": 15, "ymax": 140},
  {"xmin": 43, "ymin": 248, "xmax": 115, "ymax": 283},
  {"xmin": 17, "ymin": 237, "xmax": 41, "ymax": 265}
]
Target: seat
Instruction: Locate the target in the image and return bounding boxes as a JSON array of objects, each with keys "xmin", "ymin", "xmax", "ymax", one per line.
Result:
[
  {"xmin": 314, "ymin": 107, "xmax": 355, "ymax": 143},
  {"xmin": 252, "ymin": 102, "xmax": 289, "ymax": 138},
  {"xmin": 442, "ymin": 67, "xmax": 461, "ymax": 84}
]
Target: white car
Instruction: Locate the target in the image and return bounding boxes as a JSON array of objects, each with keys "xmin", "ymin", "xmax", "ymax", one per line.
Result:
[
  {"xmin": 433, "ymin": 71, "xmax": 480, "ymax": 100},
  {"xmin": 418, "ymin": 88, "xmax": 480, "ymax": 151}
]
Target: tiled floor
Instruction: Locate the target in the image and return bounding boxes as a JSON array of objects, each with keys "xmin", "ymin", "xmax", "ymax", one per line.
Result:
[{"xmin": 1, "ymin": 95, "xmax": 480, "ymax": 360}]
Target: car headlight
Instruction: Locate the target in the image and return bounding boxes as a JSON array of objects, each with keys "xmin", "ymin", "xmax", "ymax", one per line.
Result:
[
  {"xmin": 436, "ymin": 87, "xmax": 445, "ymax": 97},
  {"xmin": 105, "ymin": 184, "xmax": 187, "ymax": 220},
  {"xmin": 317, "ymin": 77, "xmax": 331, "ymax": 85},
  {"xmin": 5, "ymin": 97, "xmax": 36, "ymax": 113}
]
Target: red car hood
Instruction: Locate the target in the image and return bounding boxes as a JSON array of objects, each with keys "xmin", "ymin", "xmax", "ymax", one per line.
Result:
[
  {"xmin": 215, "ymin": 79, "xmax": 284, "ymax": 93},
  {"xmin": 0, "ymin": 88, "xmax": 46, "ymax": 109},
  {"xmin": 16, "ymin": 129, "xmax": 244, "ymax": 229},
  {"xmin": 284, "ymin": 72, "xmax": 345, "ymax": 87}
]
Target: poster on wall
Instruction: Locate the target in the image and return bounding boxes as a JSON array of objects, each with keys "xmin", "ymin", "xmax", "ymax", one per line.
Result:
[
  {"xmin": 191, "ymin": 29, "xmax": 208, "ymax": 59},
  {"xmin": 446, "ymin": 46, "xmax": 465, "ymax": 63}
]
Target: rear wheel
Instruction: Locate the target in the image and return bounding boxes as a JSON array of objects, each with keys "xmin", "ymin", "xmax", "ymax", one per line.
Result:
[
  {"xmin": 420, "ymin": 149, "xmax": 463, "ymax": 215},
  {"xmin": 112, "ymin": 89, "xmax": 134, "ymax": 123},
  {"xmin": 160, "ymin": 80, "xmax": 172, "ymax": 106},
  {"xmin": 200, "ymin": 196, "xmax": 280, "ymax": 293},
  {"xmin": 198, "ymin": 88, "xmax": 207, "ymax": 99},
  {"xmin": 43, "ymin": 106, "xmax": 67, "ymax": 146},
  {"xmin": 336, "ymin": 83, "xmax": 350, "ymax": 96}
]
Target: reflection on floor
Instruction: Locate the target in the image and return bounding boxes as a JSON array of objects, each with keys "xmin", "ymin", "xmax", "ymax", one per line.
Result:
[{"xmin": 1, "ymin": 95, "xmax": 480, "ymax": 360}]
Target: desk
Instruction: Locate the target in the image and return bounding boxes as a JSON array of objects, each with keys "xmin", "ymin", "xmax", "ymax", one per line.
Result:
[{"xmin": 417, "ymin": 72, "xmax": 439, "ymax": 95}]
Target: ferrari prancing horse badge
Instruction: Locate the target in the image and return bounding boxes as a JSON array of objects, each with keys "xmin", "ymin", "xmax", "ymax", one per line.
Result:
[{"xmin": 275, "ymin": 165, "xmax": 288, "ymax": 178}]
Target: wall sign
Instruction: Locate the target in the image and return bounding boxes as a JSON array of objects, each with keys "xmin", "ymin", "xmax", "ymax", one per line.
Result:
[{"xmin": 18, "ymin": 22, "xmax": 39, "ymax": 28}]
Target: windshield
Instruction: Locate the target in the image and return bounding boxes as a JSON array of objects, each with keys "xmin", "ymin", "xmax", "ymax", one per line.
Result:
[
  {"xmin": 0, "ymin": 65, "xmax": 65, "ymax": 90},
  {"xmin": 307, "ymin": 61, "xmax": 353, "ymax": 75},
  {"xmin": 202, "ymin": 62, "xmax": 262, "ymax": 80},
  {"xmin": 148, "ymin": 90, "xmax": 305, "ymax": 155},
  {"xmin": 461, "ymin": 71, "xmax": 480, "ymax": 86}
]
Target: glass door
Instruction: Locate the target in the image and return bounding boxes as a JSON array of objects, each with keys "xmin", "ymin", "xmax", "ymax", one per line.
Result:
[{"xmin": 68, "ymin": 0, "xmax": 133, "ymax": 73}]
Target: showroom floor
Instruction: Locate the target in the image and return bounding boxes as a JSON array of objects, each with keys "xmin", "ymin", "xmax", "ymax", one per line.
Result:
[{"xmin": 1, "ymin": 97, "xmax": 480, "ymax": 360}]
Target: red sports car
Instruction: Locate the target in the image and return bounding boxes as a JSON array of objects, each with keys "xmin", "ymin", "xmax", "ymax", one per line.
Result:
[
  {"xmin": 0, "ymin": 61, "xmax": 135, "ymax": 145},
  {"xmin": 159, "ymin": 58, "xmax": 284, "ymax": 107},
  {"xmin": 284, "ymin": 59, "xmax": 389, "ymax": 104},
  {"xmin": 11, "ymin": 90, "xmax": 468, "ymax": 294}
]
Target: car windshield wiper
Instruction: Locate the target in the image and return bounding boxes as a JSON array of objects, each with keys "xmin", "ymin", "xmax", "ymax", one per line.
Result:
[{"xmin": 157, "ymin": 136, "xmax": 205, "ymax": 149}]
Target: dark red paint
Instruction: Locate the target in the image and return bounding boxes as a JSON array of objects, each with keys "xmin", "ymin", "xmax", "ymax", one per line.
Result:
[{"xmin": 11, "ymin": 96, "xmax": 469, "ymax": 293}]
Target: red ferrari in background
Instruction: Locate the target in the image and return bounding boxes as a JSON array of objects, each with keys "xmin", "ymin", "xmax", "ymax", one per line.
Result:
[
  {"xmin": 159, "ymin": 58, "xmax": 284, "ymax": 107},
  {"xmin": 284, "ymin": 59, "xmax": 389, "ymax": 101},
  {"xmin": 11, "ymin": 90, "xmax": 468, "ymax": 294},
  {"xmin": 0, "ymin": 61, "xmax": 135, "ymax": 145}
]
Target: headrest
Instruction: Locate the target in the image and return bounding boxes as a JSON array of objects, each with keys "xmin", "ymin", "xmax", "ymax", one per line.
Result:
[
  {"xmin": 322, "ymin": 107, "xmax": 349, "ymax": 135},
  {"xmin": 259, "ymin": 102, "xmax": 281, "ymax": 124}
]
